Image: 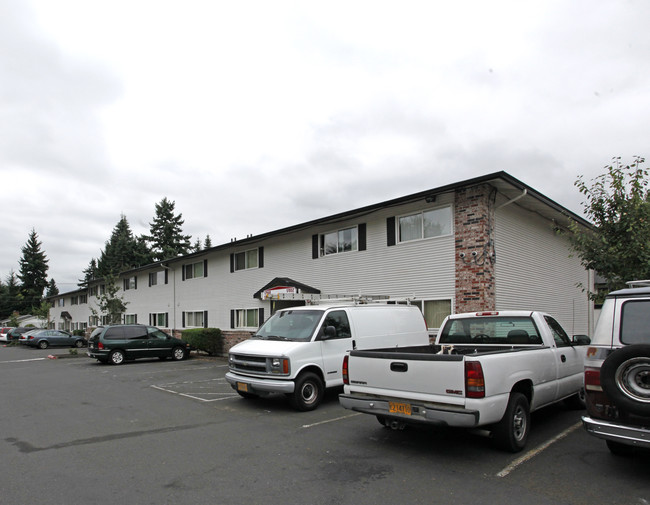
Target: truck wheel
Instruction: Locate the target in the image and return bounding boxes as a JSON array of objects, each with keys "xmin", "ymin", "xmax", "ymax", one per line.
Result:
[
  {"xmin": 289, "ymin": 372, "xmax": 324, "ymax": 411},
  {"xmin": 600, "ymin": 345, "xmax": 650, "ymax": 417},
  {"xmin": 492, "ymin": 392, "xmax": 530, "ymax": 452}
]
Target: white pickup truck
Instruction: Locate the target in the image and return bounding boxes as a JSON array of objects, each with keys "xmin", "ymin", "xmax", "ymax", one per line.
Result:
[{"xmin": 339, "ymin": 310, "xmax": 590, "ymax": 452}]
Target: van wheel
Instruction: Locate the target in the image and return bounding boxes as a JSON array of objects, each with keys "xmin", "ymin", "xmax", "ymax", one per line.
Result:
[
  {"xmin": 171, "ymin": 346, "xmax": 186, "ymax": 361},
  {"xmin": 492, "ymin": 392, "xmax": 530, "ymax": 452},
  {"xmin": 289, "ymin": 372, "xmax": 324, "ymax": 411},
  {"xmin": 600, "ymin": 345, "xmax": 650, "ymax": 417},
  {"xmin": 109, "ymin": 350, "xmax": 125, "ymax": 365}
]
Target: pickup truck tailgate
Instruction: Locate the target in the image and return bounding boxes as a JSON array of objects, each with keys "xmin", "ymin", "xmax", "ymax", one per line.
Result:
[{"xmin": 346, "ymin": 349, "xmax": 467, "ymax": 404}]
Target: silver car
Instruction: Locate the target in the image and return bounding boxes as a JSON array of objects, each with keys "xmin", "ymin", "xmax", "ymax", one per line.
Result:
[{"xmin": 20, "ymin": 329, "xmax": 86, "ymax": 349}]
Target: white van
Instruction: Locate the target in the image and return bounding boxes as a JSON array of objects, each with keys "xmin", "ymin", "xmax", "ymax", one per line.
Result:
[{"xmin": 225, "ymin": 304, "xmax": 429, "ymax": 410}]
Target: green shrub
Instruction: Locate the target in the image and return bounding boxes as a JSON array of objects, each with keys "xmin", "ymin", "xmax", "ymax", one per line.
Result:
[
  {"xmin": 182, "ymin": 328, "xmax": 223, "ymax": 356},
  {"xmin": 73, "ymin": 329, "xmax": 85, "ymax": 336}
]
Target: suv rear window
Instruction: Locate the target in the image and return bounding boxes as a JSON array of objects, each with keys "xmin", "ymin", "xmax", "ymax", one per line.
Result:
[{"xmin": 620, "ymin": 300, "xmax": 650, "ymax": 345}]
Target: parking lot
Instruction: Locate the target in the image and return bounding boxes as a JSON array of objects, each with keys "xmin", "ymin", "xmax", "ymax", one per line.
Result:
[{"xmin": 1, "ymin": 344, "xmax": 648, "ymax": 505}]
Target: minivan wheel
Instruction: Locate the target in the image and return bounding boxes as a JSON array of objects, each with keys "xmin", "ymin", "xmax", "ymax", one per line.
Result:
[
  {"xmin": 172, "ymin": 346, "xmax": 186, "ymax": 361},
  {"xmin": 38, "ymin": 340, "xmax": 49, "ymax": 350},
  {"xmin": 109, "ymin": 350, "xmax": 125, "ymax": 365}
]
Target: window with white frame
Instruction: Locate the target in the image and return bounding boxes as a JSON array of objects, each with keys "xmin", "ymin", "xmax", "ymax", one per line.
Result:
[
  {"xmin": 398, "ymin": 206, "xmax": 452, "ymax": 243},
  {"xmin": 411, "ymin": 299, "xmax": 452, "ymax": 330},
  {"xmin": 235, "ymin": 249, "xmax": 258, "ymax": 271},
  {"xmin": 184, "ymin": 261, "xmax": 205, "ymax": 280},
  {"xmin": 233, "ymin": 308, "xmax": 259, "ymax": 328},
  {"xmin": 184, "ymin": 311, "xmax": 205, "ymax": 328},
  {"xmin": 79, "ymin": 294, "xmax": 87, "ymax": 304},
  {"xmin": 124, "ymin": 314, "xmax": 137, "ymax": 324},
  {"xmin": 320, "ymin": 226, "xmax": 358, "ymax": 256},
  {"xmin": 71, "ymin": 296, "xmax": 78, "ymax": 305},
  {"xmin": 149, "ymin": 271, "xmax": 166, "ymax": 286},
  {"xmin": 89, "ymin": 316, "xmax": 99, "ymax": 327},
  {"xmin": 58, "ymin": 298, "xmax": 65, "ymax": 307},
  {"xmin": 150, "ymin": 313, "xmax": 168, "ymax": 327},
  {"xmin": 89, "ymin": 286, "xmax": 98, "ymax": 297},
  {"xmin": 123, "ymin": 276, "xmax": 137, "ymax": 290}
]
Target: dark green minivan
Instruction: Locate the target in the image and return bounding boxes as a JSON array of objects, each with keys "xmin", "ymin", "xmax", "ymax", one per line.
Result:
[{"xmin": 87, "ymin": 325, "xmax": 190, "ymax": 365}]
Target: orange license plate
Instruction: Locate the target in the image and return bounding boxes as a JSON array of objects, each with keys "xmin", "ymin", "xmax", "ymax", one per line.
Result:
[
  {"xmin": 389, "ymin": 401, "xmax": 411, "ymax": 415},
  {"xmin": 237, "ymin": 382, "xmax": 249, "ymax": 393}
]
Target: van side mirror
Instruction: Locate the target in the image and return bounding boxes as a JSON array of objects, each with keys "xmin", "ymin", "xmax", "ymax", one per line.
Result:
[
  {"xmin": 321, "ymin": 326, "xmax": 337, "ymax": 340},
  {"xmin": 572, "ymin": 334, "xmax": 591, "ymax": 345}
]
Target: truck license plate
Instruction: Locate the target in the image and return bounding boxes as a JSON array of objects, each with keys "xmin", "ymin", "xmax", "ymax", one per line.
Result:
[
  {"xmin": 237, "ymin": 382, "xmax": 249, "ymax": 393},
  {"xmin": 389, "ymin": 401, "xmax": 411, "ymax": 416}
]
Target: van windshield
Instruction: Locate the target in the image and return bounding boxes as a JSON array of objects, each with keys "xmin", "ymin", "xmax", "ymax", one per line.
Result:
[{"xmin": 254, "ymin": 310, "xmax": 324, "ymax": 342}]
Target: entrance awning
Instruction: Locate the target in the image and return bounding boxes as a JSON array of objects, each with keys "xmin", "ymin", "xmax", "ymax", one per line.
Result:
[
  {"xmin": 253, "ymin": 277, "xmax": 320, "ymax": 300},
  {"xmin": 60, "ymin": 311, "xmax": 72, "ymax": 320}
]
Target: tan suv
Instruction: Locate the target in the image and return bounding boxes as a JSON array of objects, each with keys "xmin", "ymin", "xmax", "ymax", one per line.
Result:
[{"xmin": 582, "ymin": 283, "xmax": 650, "ymax": 455}]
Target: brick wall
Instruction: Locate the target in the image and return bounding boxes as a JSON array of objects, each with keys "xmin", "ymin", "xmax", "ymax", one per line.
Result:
[{"xmin": 454, "ymin": 184, "xmax": 496, "ymax": 312}]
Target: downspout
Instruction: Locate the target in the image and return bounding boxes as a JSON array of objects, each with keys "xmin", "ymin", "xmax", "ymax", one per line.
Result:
[
  {"xmin": 496, "ymin": 188, "xmax": 527, "ymax": 209},
  {"xmin": 161, "ymin": 263, "xmax": 176, "ymax": 332}
]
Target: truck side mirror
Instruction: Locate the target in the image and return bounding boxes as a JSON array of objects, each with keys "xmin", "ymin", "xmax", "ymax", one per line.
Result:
[{"xmin": 572, "ymin": 334, "xmax": 591, "ymax": 345}]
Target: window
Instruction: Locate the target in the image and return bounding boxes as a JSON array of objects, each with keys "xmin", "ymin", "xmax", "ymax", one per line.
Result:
[
  {"xmin": 544, "ymin": 316, "xmax": 571, "ymax": 347},
  {"xmin": 620, "ymin": 300, "xmax": 650, "ymax": 345},
  {"xmin": 79, "ymin": 294, "xmax": 87, "ymax": 304},
  {"xmin": 149, "ymin": 271, "xmax": 166, "ymax": 286},
  {"xmin": 236, "ymin": 249, "xmax": 258, "ymax": 270},
  {"xmin": 320, "ymin": 310, "xmax": 351, "ymax": 339},
  {"xmin": 150, "ymin": 313, "xmax": 169, "ymax": 327},
  {"xmin": 71, "ymin": 296, "xmax": 78, "ymax": 305},
  {"xmin": 58, "ymin": 299, "xmax": 65, "ymax": 307},
  {"xmin": 89, "ymin": 316, "xmax": 99, "ymax": 327},
  {"xmin": 184, "ymin": 260, "xmax": 207, "ymax": 280},
  {"xmin": 184, "ymin": 311, "xmax": 206, "ymax": 328},
  {"xmin": 320, "ymin": 227, "xmax": 358, "ymax": 256},
  {"xmin": 412, "ymin": 299, "xmax": 452, "ymax": 330},
  {"xmin": 398, "ymin": 206, "xmax": 452, "ymax": 243},
  {"xmin": 123, "ymin": 276, "xmax": 137, "ymax": 290},
  {"xmin": 233, "ymin": 309, "xmax": 260, "ymax": 328},
  {"xmin": 89, "ymin": 286, "xmax": 98, "ymax": 297},
  {"xmin": 124, "ymin": 314, "xmax": 137, "ymax": 324}
]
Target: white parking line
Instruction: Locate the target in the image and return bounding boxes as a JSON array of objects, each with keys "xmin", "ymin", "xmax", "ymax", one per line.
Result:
[
  {"xmin": 0, "ymin": 358, "xmax": 47, "ymax": 364},
  {"xmin": 150, "ymin": 384, "xmax": 239, "ymax": 402},
  {"xmin": 302, "ymin": 413, "xmax": 362, "ymax": 428},
  {"xmin": 496, "ymin": 421, "xmax": 582, "ymax": 478}
]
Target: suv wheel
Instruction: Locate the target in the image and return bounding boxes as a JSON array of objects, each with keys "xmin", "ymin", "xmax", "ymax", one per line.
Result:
[{"xmin": 601, "ymin": 345, "xmax": 650, "ymax": 417}]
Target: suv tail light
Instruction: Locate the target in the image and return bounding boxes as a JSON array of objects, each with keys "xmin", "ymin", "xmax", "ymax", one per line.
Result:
[
  {"xmin": 98, "ymin": 342, "xmax": 104, "ymax": 350},
  {"xmin": 465, "ymin": 361, "xmax": 485, "ymax": 398},
  {"xmin": 584, "ymin": 367, "xmax": 602, "ymax": 392},
  {"xmin": 342, "ymin": 355, "xmax": 349, "ymax": 385}
]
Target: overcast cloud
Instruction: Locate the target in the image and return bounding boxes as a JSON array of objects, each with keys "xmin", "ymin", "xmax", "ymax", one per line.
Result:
[{"xmin": 1, "ymin": 0, "xmax": 649, "ymax": 292}]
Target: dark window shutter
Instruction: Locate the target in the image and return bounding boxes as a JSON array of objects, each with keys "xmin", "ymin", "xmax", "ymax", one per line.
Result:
[
  {"xmin": 203, "ymin": 310, "xmax": 208, "ymax": 328},
  {"xmin": 182, "ymin": 312, "xmax": 185, "ymax": 328},
  {"xmin": 386, "ymin": 217, "xmax": 396, "ymax": 246},
  {"xmin": 258, "ymin": 247, "xmax": 264, "ymax": 268},
  {"xmin": 312, "ymin": 234, "xmax": 319, "ymax": 259},
  {"xmin": 230, "ymin": 310, "xmax": 235, "ymax": 329},
  {"xmin": 164, "ymin": 270, "xmax": 168, "ymax": 284},
  {"xmin": 358, "ymin": 223, "xmax": 367, "ymax": 251},
  {"xmin": 182, "ymin": 265, "xmax": 186, "ymax": 281},
  {"xmin": 259, "ymin": 308, "xmax": 264, "ymax": 326},
  {"xmin": 204, "ymin": 259, "xmax": 208, "ymax": 277},
  {"xmin": 122, "ymin": 279, "xmax": 127, "ymax": 290},
  {"xmin": 134, "ymin": 276, "xmax": 137, "ymax": 290},
  {"xmin": 230, "ymin": 254, "xmax": 234, "ymax": 273},
  {"xmin": 148, "ymin": 274, "xmax": 152, "ymax": 287},
  {"xmin": 165, "ymin": 312, "xmax": 169, "ymax": 327},
  {"xmin": 135, "ymin": 314, "xmax": 138, "ymax": 324}
]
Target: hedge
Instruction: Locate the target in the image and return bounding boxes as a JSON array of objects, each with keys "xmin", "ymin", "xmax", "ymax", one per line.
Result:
[{"xmin": 182, "ymin": 328, "xmax": 223, "ymax": 356}]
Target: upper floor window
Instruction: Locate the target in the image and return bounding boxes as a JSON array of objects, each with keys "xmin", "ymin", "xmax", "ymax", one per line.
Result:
[
  {"xmin": 58, "ymin": 299, "xmax": 65, "ymax": 307},
  {"xmin": 123, "ymin": 276, "xmax": 137, "ymax": 290},
  {"xmin": 79, "ymin": 294, "xmax": 87, "ymax": 304},
  {"xmin": 183, "ymin": 260, "xmax": 207, "ymax": 280},
  {"xmin": 71, "ymin": 296, "xmax": 78, "ymax": 305},
  {"xmin": 230, "ymin": 247, "xmax": 264, "ymax": 272},
  {"xmin": 398, "ymin": 206, "xmax": 452, "ymax": 243},
  {"xmin": 149, "ymin": 270, "xmax": 167, "ymax": 286},
  {"xmin": 321, "ymin": 227, "xmax": 358, "ymax": 256}
]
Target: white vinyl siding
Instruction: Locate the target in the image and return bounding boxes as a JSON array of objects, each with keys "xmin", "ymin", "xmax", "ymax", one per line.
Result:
[{"xmin": 494, "ymin": 203, "xmax": 591, "ymax": 335}]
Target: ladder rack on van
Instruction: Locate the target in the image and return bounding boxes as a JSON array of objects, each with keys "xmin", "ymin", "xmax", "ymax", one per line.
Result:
[
  {"xmin": 626, "ymin": 279, "xmax": 650, "ymax": 288},
  {"xmin": 266, "ymin": 292, "xmax": 415, "ymax": 305}
]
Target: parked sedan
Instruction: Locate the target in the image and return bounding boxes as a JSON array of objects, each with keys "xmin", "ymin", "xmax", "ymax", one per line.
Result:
[{"xmin": 20, "ymin": 329, "xmax": 86, "ymax": 349}]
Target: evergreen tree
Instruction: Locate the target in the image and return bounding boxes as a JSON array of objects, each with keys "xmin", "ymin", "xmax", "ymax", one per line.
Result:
[
  {"xmin": 0, "ymin": 271, "xmax": 21, "ymax": 318},
  {"xmin": 145, "ymin": 198, "xmax": 192, "ymax": 262},
  {"xmin": 46, "ymin": 278, "xmax": 59, "ymax": 297},
  {"xmin": 204, "ymin": 235, "xmax": 212, "ymax": 249},
  {"xmin": 17, "ymin": 229, "xmax": 49, "ymax": 313},
  {"xmin": 193, "ymin": 237, "xmax": 202, "ymax": 252},
  {"xmin": 79, "ymin": 259, "xmax": 99, "ymax": 287},
  {"xmin": 98, "ymin": 215, "xmax": 151, "ymax": 276}
]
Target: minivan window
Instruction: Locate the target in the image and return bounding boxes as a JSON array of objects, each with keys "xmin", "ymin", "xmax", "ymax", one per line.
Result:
[
  {"xmin": 124, "ymin": 326, "xmax": 148, "ymax": 339},
  {"xmin": 148, "ymin": 328, "xmax": 170, "ymax": 340},
  {"xmin": 104, "ymin": 327, "xmax": 124, "ymax": 340},
  {"xmin": 620, "ymin": 300, "xmax": 650, "ymax": 345}
]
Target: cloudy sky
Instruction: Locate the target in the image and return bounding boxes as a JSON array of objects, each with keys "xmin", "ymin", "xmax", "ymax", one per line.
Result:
[{"xmin": 1, "ymin": 0, "xmax": 648, "ymax": 292}]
